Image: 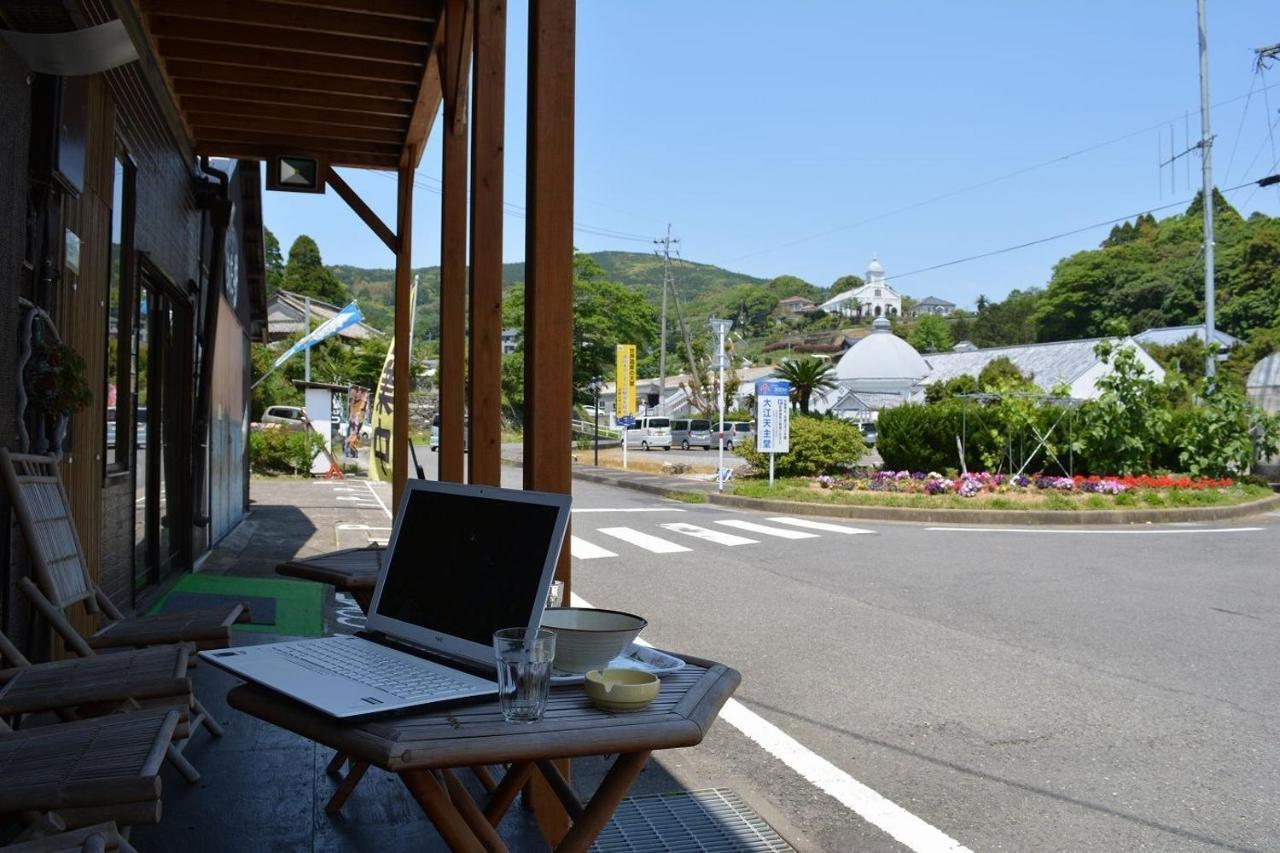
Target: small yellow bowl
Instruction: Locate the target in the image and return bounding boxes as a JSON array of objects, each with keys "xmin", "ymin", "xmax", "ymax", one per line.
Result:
[{"xmin": 583, "ymin": 668, "xmax": 660, "ymax": 712}]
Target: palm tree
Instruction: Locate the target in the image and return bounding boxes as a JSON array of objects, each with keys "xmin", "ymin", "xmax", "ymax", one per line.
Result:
[{"xmin": 772, "ymin": 357, "xmax": 837, "ymax": 415}]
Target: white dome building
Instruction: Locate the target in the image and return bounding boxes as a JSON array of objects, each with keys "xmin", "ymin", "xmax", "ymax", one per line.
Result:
[
  {"xmin": 1247, "ymin": 353, "xmax": 1280, "ymax": 481},
  {"xmin": 816, "ymin": 317, "xmax": 929, "ymax": 420}
]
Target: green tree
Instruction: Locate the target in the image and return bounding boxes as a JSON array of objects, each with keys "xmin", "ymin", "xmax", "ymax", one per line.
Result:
[
  {"xmin": 908, "ymin": 314, "xmax": 953, "ymax": 353},
  {"xmin": 264, "ymin": 228, "xmax": 285, "ymax": 293},
  {"xmin": 978, "ymin": 356, "xmax": 1029, "ymax": 391},
  {"xmin": 1080, "ymin": 341, "xmax": 1170, "ymax": 475},
  {"xmin": 829, "ymin": 274, "xmax": 865, "ymax": 292},
  {"xmin": 772, "ymin": 357, "xmax": 837, "ymax": 415},
  {"xmin": 282, "ymin": 235, "xmax": 349, "ymax": 305}
]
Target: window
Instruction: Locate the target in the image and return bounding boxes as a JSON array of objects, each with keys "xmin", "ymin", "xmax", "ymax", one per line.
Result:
[{"xmin": 105, "ymin": 148, "xmax": 136, "ymax": 472}]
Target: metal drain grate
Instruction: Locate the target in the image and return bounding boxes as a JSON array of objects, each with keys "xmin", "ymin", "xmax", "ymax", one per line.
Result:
[{"xmin": 591, "ymin": 788, "xmax": 795, "ymax": 852}]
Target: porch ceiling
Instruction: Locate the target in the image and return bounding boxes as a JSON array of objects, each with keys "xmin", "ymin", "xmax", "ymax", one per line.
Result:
[{"xmin": 135, "ymin": 0, "xmax": 444, "ymax": 169}]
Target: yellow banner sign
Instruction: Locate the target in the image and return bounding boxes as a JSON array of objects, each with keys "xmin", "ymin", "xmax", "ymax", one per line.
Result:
[
  {"xmin": 369, "ymin": 281, "xmax": 419, "ymax": 482},
  {"xmin": 615, "ymin": 344, "xmax": 637, "ymax": 418}
]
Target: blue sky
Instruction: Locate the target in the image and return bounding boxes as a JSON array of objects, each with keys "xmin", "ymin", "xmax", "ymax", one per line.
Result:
[{"xmin": 263, "ymin": 1, "xmax": 1280, "ymax": 310}]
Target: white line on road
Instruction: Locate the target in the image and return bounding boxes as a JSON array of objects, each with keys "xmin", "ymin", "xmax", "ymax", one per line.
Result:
[
  {"xmin": 571, "ymin": 507, "xmax": 686, "ymax": 514},
  {"xmin": 925, "ymin": 526, "xmax": 1265, "ymax": 535},
  {"xmin": 569, "ymin": 592, "xmax": 970, "ymax": 853},
  {"xmin": 570, "ymin": 536, "xmax": 617, "ymax": 560},
  {"xmin": 364, "ymin": 480, "xmax": 393, "ymax": 519},
  {"xmin": 715, "ymin": 519, "xmax": 819, "ymax": 539},
  {"xmin": 596, "ymin": 527, "xmax": 691, "ymax": 553},
  {"xmin": 336, "ymin": 496, "xmax": 379, "ymax": 503},
  {"xmin": 659, "ymin": 522, "xmax": 758, "ymax": 546},
  {"xmin": 767, "ymin": 517, "xmax": 875, "ymax": 535}
]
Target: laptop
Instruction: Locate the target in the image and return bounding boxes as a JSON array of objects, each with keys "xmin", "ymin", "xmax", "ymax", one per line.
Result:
[{"xmin": 200, "ymin": 479, "xmax": 571, "ymax": 718}]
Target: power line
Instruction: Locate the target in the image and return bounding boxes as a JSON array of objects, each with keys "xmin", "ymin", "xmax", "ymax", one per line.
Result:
[
  {"xmin": 729, "ymin": 81, "xmax": 1280, "ymax": 264},
  {"xmin": 874, "ymin": 176, "xmax": 1272, "ymax": 289}
]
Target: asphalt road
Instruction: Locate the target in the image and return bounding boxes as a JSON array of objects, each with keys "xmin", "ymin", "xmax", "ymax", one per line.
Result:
[
  {"xmin": 337, "ymin": 464, "xmax": 1276, "ymax": 851},
  {"xmin": 564, "ymin": 478, "xmax": 1280, "ymax": 852}
]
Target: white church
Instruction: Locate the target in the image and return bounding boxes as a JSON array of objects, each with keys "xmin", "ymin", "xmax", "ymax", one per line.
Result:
[{"xmin": 819, "ymin": 256, "xmax": 903, "ymax": 320}]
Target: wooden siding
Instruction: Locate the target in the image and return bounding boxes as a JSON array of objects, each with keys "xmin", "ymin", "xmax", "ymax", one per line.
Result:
[{"xmin": 57, "ymin": 75, "xmax": 116, "ymax": 640}]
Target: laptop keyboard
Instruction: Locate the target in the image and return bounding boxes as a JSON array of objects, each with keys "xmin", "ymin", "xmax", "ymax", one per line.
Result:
[{"xmin": 272, "ymin": 637, "xmax": 475, "ymax": 701}]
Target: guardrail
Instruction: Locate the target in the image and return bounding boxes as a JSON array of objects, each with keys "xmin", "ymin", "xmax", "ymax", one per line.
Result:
[{"xmin": 571, "ymin": 418, "xmax": 621, "ymax": 441}]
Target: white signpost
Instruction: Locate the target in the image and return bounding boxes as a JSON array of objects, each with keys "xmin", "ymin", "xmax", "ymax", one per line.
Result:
[{"xmin": 755, "ymin": 379, "xmax": 791, "ymax": 486}]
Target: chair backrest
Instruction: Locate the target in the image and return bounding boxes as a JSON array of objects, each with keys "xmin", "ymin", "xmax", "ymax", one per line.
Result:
[{"xmin": 0, "ymin": 449, "xmax": 99, "ymax": 614}]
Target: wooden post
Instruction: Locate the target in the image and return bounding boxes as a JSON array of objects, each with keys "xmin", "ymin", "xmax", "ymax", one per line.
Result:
[
  {"xmin": 392, "ymin": 150, "xmax": 415, "ymax": 509},
  {"xmin": 523, "ymin": 0, "xmax": 576, "ymax": 842},
  {"xmin": 438, "ymin": 0, "xmax": 472, "ymax": 484},
  {"xmin": 467, "ymin": 0, "xmax": 506, "ymax": 486}
]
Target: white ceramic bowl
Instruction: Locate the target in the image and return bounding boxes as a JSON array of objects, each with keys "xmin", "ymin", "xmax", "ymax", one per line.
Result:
[{"xmin": 540, "ymin": 608, "xmax": 647, "ymax": 674}]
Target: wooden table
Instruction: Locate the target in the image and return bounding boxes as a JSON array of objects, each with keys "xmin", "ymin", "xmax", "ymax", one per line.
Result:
[
  {"xmin": 226, "ymin": 654, "xmax": 739, "ymax": 852},
  {"xmin": 275, "ymin": 546, "xmax": 383, "ymax": 613}
]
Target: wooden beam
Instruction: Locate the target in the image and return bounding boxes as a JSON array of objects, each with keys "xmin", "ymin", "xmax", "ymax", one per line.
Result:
[
  {"xmin": 326, "ymin": 167, "xmax": 399, "ymax": 254},
  {"xmin": 105, "ymin": 0, "xmax": 195, "ymax": 151},
  {"xmin": 140, "ymin": 0, "xmax": 435, "ymax": 44},
  {"xmin": 522, "ymin": 2, "xmax": 576, "ymax": 842},
  {"xmin": 172, "ymin": 81, "xmax": 412, "ymax": 117},
  {"xmin": 190, "ymin": 115, "xmax": 403, "ymax": 145},
  {"xmin": 400, "ymin": 0, "xmax": 453, "ymax": 169},
  {"xmin": 147, "ymin": 17, "xmax": 429, "ymax": 66},
  {"xmin": 155, "ymin": 40, "xmax": 422, "ymax": 84},
  {"xmin": 195, "ymin": 141, "xmax": 398, "ymax": 171},
  {"xmin": 392, "ymin": 151, "xmax": 416, "ymax": 510},
  {"xmin": 257, "ymin": 0, "xmax": 438, "ymax": 20},
  {"xmin": 179, "ymin": 96, "xmax": 409, "ymax": 128},
  {"xmin": 467, "ymin": 0, "xmax": 505, "ymax": 487},
  {"xmin": 195, "ymin": 129, "xmax": 403, "ymax": 158},
  {"xmin": 166, "ymin": 61, "xmax": 419, "ymax": 102},
  {"xmin": 436, "ymin": 0, "xmax": 470, "ymax": 484}
]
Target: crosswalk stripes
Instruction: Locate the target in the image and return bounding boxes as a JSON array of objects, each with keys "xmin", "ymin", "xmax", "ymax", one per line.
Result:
[
  {"xmin": 597, "ymin": 527, "xmax": 692, "ymax": 554},
  {"xmin": 659, "ymin": 522, "xmax": 758, "ymax": 546},
  {"xmin": 767, "ymin": 517, "xmax": 874, "ymax": 535},
  {"xmin": 570, "ymin": 535, "xmax": 617, "ymax": 560},
  {"xmin": 714, "ymin": 519, "xmax": 819, "ymax": 539}
]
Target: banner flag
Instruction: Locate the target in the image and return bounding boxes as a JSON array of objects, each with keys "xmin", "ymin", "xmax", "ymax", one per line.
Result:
[
  {"xmin": 269, "ymin": 301, "xmax": 365, "ymax": 372},
  {"xmin": 615, "ymin": 344, "xmax": 637, "ymax": 418},
  {"xmin": 369, "ymin": 281, "xmax": 419, "ymax": 481}
]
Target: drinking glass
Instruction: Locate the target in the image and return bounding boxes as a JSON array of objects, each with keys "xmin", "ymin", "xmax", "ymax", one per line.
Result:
[
  {"xmin": 493, "ymin": 628, "xmax": 556, "ymax": 723},
  {"xmin": 547, "ymin": 579, "xmax": 565, "ymax": 609}
]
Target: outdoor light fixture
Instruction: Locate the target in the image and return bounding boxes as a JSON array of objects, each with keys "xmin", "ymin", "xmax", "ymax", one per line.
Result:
[{"xmin": 266, "ymin": 155, "xmax": 326, "ymax": 193}]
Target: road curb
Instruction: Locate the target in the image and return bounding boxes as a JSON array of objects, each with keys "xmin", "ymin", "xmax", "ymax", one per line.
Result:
[
  {"xmin": 705, "ymin": 491, "xmax": 1280, "ymax": 525},
  {"xmin": 571, "ymin": 466, "xmax": 714, "ymax": 498}
]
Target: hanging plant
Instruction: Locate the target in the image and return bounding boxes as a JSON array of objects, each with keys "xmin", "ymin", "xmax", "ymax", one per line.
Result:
[{"xmin": 23, "ymin": 335, "xmax": 92, "ymax": 417}]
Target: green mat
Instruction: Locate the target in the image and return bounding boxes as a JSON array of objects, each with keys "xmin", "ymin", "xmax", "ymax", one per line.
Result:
[{"xmin": 147, "ymin": 574, "xmax": 325, "ymax": 638}]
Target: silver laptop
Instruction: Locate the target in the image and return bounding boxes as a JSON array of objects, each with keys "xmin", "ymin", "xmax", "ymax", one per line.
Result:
[{"xmin": 200, "ymin": 479, "xmax": 571, "ymax": 718}]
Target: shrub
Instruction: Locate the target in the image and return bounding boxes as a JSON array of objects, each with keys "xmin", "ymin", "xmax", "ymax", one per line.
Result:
[
  {"xmin": 738, "ymin": 415, "xmax": 864, "ymax": 476},
  {"xmin": 250, "ymin": 428, "xmax": 324, "ymax": 475},
  {"xmin": 876, "ymin": 401, "xmax": 998, "ymax": 473}
]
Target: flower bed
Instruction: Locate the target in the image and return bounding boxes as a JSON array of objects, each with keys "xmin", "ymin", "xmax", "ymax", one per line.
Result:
[{"xmin": 814, "ymin": 471, "xmax": 1160, "ymax": 497}]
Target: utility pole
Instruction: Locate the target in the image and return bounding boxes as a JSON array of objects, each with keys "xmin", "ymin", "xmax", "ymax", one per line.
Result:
[
  {"xmin": 1196, "ymin": 0, "xmax": 1216, "ymax": 380},
  {"xmin": 709, "ymin": 318, "xmax": 732, "ymax": 492},
  {"xmin": 303, "ymin": 296, "xmax": 312, "ymax": 382},
  {"xmin": 654, "ymin": 224, "xmax": 678, "ymax": 414}
]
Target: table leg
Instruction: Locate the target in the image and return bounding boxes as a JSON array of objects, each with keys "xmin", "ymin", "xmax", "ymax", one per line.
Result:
[
  {"xmin": 471, "ymin": 764, "xmax": 498, "ymax": 792},
  {"xmin": 325, "ymin": 761, "xmax": 370, "ymax": 814},
  {"xmin": 442, "ymin": 768, "xmax": 510, "ymax": 852},
  {"xmin": 325, "ymin": 751, "xmax": 349, "ymax": 776},
  {"xmin": 401, "ymin": 770, "xmax": 488, "ymax": 853},
  {"xmin": 484, "ymin": 762, "xmax": 535, "ymax": 825},
  {"xmin": 534, "ymin": 759, "xmax": 585, "ymax": 821},
  {"xmin": 554, "ymin": 751, "xmax": 651, "ymax": 853}
]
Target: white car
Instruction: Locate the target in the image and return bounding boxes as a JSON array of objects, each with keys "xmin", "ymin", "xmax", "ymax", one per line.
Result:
[{"xmin": 338, "ymin": 421, "xmax": 372, "ymax": 441}]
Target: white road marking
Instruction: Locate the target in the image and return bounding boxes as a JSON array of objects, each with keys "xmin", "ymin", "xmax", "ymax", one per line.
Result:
[
  {"xmin": 571, "ymin": 507, "xmax": 686, "ymax": 514},
  {"xmin": 569, "ymin": 592, "xmax": 970, "ymax": 853},
  {"xmin": 596, "ymin": 527, "xmax": 691, "ymax": 554},
  {"xmin": 570, "ymin": 536, "xmax": 617, "ymax": 560},
  {"xmin": 715, "ymin": 519, "xmax": 819, "ymax": 539},
  {"xmin": 364, "ymin": 480, "xmax": 393, "ymax": 519},
  {"xmin": 767, "ymin": 517, "xmax": 874, "ymax": 535},
  {"xmin": 336, "ymin": 496, "xmax": 378, "ymax": 503},
  {"xmin": 925, "ymin": 526, "xmax": 1265, "ymax": 535},
  {"xmin": 660, "ymin": 522, "xmax": 757, "ymax": 546}
]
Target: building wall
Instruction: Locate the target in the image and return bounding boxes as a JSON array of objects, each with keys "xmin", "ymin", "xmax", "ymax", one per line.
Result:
[{"xmin": 0, "ymin": 43, "xmax": 32, "ymax": 642}]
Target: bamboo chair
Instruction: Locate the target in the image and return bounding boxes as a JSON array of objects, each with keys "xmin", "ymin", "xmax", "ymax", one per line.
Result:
[
  {"xmin": 0, "ymin": 822, "xmax": 137, "ymax": 853},
  {"xmin": 0, "ymin": 451, "xmax": 249, "ymax": 654},
  {"xmin": 0, "ymin": 629, "xmax": 200, "ymax": 783},
  {"xmin": 0, "ymin": 710, "xmax": 178, "ymax": 833}
]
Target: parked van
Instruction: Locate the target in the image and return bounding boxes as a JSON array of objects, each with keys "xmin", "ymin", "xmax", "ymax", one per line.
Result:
[
  {"xmin": 624, "ymin": 416, "xmax": 672, "ymax": 450},
  {"xmin": 713, "ymin": 421, "xmax": 755, "ymax": 450},
  {"xmin": 670, "ymin": 418, "xmax": 713, "ymax": 450}
]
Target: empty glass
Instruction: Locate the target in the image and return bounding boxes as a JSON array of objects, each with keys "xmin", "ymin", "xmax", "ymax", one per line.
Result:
[{"xmin": 493, "ymin": 628, "xmax": 556, "ymax": 723}]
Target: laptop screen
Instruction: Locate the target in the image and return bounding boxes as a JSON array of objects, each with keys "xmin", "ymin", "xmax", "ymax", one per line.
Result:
[{"xmin": 369, "ymin": 482, "xmax": 568, "ymax": 658}]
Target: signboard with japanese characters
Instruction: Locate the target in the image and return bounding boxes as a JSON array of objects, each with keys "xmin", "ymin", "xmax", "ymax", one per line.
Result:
[
  {"xmin": 755, "ymin": 379, "xmax": 791, "ymax": 453},
  {"xmin": 615, "ymin": 344, "xmax": 637, "ymax": 418}
]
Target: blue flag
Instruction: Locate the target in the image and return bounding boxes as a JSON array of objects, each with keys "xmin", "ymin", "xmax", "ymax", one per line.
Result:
[{"xmin": 270, "ymin": 302, "xmax": 365, "ymax": 372}]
